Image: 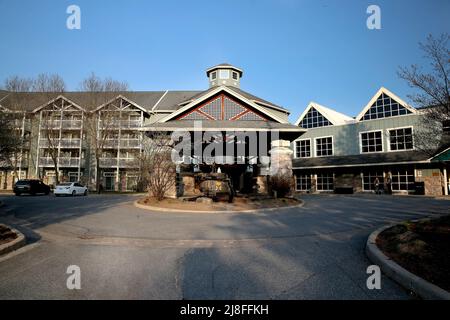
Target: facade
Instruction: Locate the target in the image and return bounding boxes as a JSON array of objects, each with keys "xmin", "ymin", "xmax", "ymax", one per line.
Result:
[
  {"xmin": 292, "ymin": 87, "xmax": 450, "ymax": 196},
  {"xmin": 1, "ymin": 66, "xmax": 449, "ymax": 196},
  {"xmin": 0, "ymin": 64, "xmax": 304, "ymax": 193}
]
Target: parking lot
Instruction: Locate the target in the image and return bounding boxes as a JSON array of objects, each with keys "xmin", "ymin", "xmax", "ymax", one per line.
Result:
[{"xmin": 0, "ymin": 193, "xmax": 449, "ymax": 299}]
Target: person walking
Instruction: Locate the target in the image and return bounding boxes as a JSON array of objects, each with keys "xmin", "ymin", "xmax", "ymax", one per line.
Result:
[
  {"xmin": 386, "ymin": 176, "xmax": 392, "ymax": 195},
  {"xmin": 374, "ymin": 177, "xmax": 380, "ymax": 194}
]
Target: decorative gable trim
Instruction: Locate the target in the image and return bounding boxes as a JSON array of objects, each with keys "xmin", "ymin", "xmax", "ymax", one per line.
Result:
[
  {"xmin": 32, "ymin": 95, "xmax": 86, "ymax": 113},
  {"xmin": 356, "ymin": 87, "xmax": 416, "ymax": 121},
  {"xmin": 176, "ymin": 93, "xmax": 267, "ymax": 121},
  {"xmin": 93, "ymin": 94, "xmax": 149, "ymax": 114},
  {"xmin": 160, "ymin": 86, "xmax": 286, "ymax": 123}
]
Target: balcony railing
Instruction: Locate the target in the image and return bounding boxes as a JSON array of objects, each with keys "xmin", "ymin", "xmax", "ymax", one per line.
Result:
[
  {"xmin": 102, "ymin": 139, "xmax": 141, "ymax": 149},
  {"xmin": 41, "ymin": 120, "xmax": 83, "ymax": 129},
  {"xmin": 99, "ymin": 120, "xmax": 142, "ymax": 129},
  {"xmin": 39, "ymin": 138, "xmax": 82, "ymax": 148},
  {"xmin": 99, "ymin": 157, "xmax": 139, "ymax": 168},
  {"xmin": 39, "ymin": 157, "xmax": 81, "ymax": 167},
  {"xmin": 60, "ymin": 139, "xmax": 82, "ymax": 148},
  {"xmin": 11, "ymin": 119, "xmax": 32, "ymax": 132},
  {"xmin": 120, "ymin": 139, "xmax": 141, "ymax": 148}
]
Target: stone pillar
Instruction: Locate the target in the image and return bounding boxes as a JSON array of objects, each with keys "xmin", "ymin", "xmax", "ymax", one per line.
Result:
[{"xmin": 269, "ymin": 140, "xmax": 293, "ymax": 177}]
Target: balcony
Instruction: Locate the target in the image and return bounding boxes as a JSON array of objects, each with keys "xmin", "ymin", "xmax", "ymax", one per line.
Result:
[
  {"xmin": 60, "ymin": 138, "xmax": 82, "ymax": 148},
  {"xmin": 39, "ymin": 138, "xmax": 82, "ymax": 148},
  {"xmin": 41, "ymin": 120, "xmax": 83, "ymax": 130},
  {"xmin": 39, "ymin": 157, "xmax": 81, "ymax": 168},
  {"xmin": 102, "ymin": 139, "xmax": 141, "ymax": 149},
  {"xmin": 99, "ymin": 157, "xmax": 139, "ymax": 168},
  {"xmin": 12, "ymin": 119, "xmax": 31, "ymax": 132},
  {"xmin": 99, "ymin": 120, "xmax": 142, "ymax": 129},
  {"xmin": 120, "ymin": 139, "xmax": 141, "ymax": 148}
]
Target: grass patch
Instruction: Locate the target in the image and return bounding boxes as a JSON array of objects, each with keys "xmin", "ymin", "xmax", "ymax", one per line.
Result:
[
  {"xmin": 377, "ymin": 215, "xmax": 450, "ymax": 292},
  {"xmin": 0, "ymin": 225, "xmax": 18, "ymax": 246}
]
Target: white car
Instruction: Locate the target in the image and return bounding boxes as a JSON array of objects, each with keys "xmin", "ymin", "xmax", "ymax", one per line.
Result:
[{"xmin": 54, "ymin": 182, "xmax": 88, "ymax": 197}]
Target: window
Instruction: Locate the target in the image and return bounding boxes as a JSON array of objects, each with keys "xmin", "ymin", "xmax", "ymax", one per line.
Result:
[
  {"xmin": 295, "ymin": 140, "xmax": 311, "ymax": 158},
  {"xmin": 389, "ymin": 127, "xmax": 413, "ymax": 151},
  {"xmin": 232, "ymin": 71, "xmax": 238, "ymax": 80},
  {"xmin": 391, "ymin": 169, "xmax": 415, "ymax": 191},
  {"xmin": 317, "ymin": 173, "xmax": 334, "ymax": 191},
  {"xmin": 299, "ymin": 107, "xmax": 331, "ymax": 128},
  {"xmin": 362, "ymin": 171, "xmax": 384, "ymax": 191},
  {"xmin": 362, "ymin": 93, "xmax": 412, "ymax": 121},
  {"xmin": 296, "ymin": 175, "xmax": 311, "ymax": 191},
  {"xmin": 211, "ymin": 71, "xmax": 217, "ymax": 80},
  {"xmin": 361, "ymin": 131, "xmax": 383, "ymax": 153},
  {"xmin": 315, "ymin": 137, "xmax": 333, "ymax": 157},
  {"xmin": 219, "ymin": 70, "xmax": 230, "ymax": 79}
]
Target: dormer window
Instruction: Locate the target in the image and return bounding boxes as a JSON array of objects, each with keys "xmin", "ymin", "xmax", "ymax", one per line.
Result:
[
  {"xmin": 211, "ymin": 71, "xmax": 217, "ymax": 80},
  {"xmin": 232, "ymin": 71, "xmax": 238, "ymax": 80},
  {"xmin": 219, "ymin": 70, "xmax": 230, "ymax": 79}
]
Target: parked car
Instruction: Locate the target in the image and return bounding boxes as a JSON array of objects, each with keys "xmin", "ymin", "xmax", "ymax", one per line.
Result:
[
  {"xmin": 54, "ymin": 182, "xmax": 88, "ymax": 197},
  {"xmin": 14, "ymin": 179, "xmax": 51, "ymax": 196}
]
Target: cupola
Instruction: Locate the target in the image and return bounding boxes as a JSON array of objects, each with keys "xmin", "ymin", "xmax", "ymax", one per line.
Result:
[{"xmin": 206, "ymin": 63, "xmax": 243, "ymax": 88}]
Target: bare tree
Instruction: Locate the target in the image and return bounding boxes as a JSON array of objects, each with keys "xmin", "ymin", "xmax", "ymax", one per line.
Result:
[
  {"xmin": 3, "ymin": 75, "xmax": 32, "ymax": 92},
  {"xmin": 2, "ymin": 74, "xmax": 66, "ymax": 184},
  {"xmin": 80, "ymin": 73, "xmax": 129, "ymax": 192},
  {"xmin": 398, "ymin": 33, "xmax": 450, "ymax": 154},
  {"xmin": 0, "ymin": 112, "xmax": 22, "ymax": 166},
  {"xmin": 139, "ymin": 132, "xmax": 177, "ymax": 200},
  {"xmin": 32, "ymin": 74, "xmax": 66, "ymax": 93}
]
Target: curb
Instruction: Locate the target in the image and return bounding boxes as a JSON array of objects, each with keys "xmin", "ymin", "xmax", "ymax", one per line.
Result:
[
  {"xmin": 134, "ymin": 198, "xmax": 304, "ymax": 214},
  {"xmin": 366, "ymin": 223, "xmax": 450, "ymax": 300},
  {"xmin": 0, "ymin": 224, "xmax": 26, "ymax": 257}
]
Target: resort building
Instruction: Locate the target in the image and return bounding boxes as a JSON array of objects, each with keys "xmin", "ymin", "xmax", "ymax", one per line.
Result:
[
  {"xmin": 1, "ymin": 65, "xmax": 449, "ymax": 196},
  {"xmin": 0, "ymin": 64, "xmax": 305, "ymax": 193},
  {"xmin": 292, "ymin": 87, "xmax": 450, "ymax": 196}
]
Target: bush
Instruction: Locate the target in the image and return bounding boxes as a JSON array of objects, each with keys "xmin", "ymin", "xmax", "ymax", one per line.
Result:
[{"xmin": 270, "ymin": 174, "xmax": 292, "ymax": 198}]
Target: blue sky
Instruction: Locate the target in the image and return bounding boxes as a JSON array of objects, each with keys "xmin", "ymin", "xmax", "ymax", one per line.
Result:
[{"xmin": 0, "ymin": 0, "xmax": 448, "ymax": 121}]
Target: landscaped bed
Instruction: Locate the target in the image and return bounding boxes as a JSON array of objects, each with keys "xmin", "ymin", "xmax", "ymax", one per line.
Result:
[
  {"xmin": 0, "ymin": 224, "xmax": 18, "ymax": 246},
  {"xmin": 376, "ymin": 215, "xmax": 450, "ymax": 292},
  {"xmin": 137, "ymin": 196, "xmax": 301, "ymax": 212}
]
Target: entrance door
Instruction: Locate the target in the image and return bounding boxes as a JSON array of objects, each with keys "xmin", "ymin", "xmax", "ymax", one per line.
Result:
[{"xmin": 105, "ymin": 176, "xmax": 115, "ymax": 191}]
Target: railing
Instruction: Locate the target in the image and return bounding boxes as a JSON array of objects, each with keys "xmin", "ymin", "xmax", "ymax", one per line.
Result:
[
  {"xmin": 120, "ymin": 139, "xmax": 141, "ymax": 148},
  {"xmin": 41, "ymin": 120, "xmax": 82, "ymax": 129},
  {"xmin": 39, "ymin": 139, "xmax": 82, "ymax": 148},
  {"xmin": 99, "ymin": 157, "xmax": 139, "ymax": 168},
  {"xmin": 60, "ymin": 139, "xmax": 82, "ymax": 148},
  {"xmin": 99, "ymin": 120, "xmax": 142, "ymax": 129},
  {"xmin": 39, "ymin": 157, "xmax": 81, "ymax": 167},
  {"xmin": 11, "ymin": 119, "xmax": 32, "ymax": 132},
  {"xmin": 102, "ymin": 139, "xmax": 141, "ymax": 148}
]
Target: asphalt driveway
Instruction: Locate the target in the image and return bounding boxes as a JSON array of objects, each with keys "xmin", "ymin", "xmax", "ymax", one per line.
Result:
[{"xmin": 0, "ymin": 193, "xmax": 449, "ymax": 299}]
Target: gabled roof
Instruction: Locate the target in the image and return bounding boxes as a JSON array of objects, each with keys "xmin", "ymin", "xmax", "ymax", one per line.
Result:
[
  {"xmin": 93, "ymin": 94, "xmax": 149, "ymax": 114},
  {"xmin": 355, "ymin": 87, "xmax": 416, "ymax": 121},
  {"xmin": 294, "ymin": 101, "xmax": 354, "ymax": 126},
  {"xmin": 159, "ymin": 86, "xmax": 289, "ymax": 123},
  {"xmin": 32, "ymin": 95, "xmax": 86, "ymax": 113}
]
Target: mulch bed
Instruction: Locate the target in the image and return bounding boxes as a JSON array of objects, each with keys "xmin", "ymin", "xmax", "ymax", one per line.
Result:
[
  {"xmin": 376, "ymin": 215, "xmax": 450, "ymax": 292},
  {"xmin": 138, "ymin": 196, "xmax": 300, "ymax": 212},
  {"xmin": 0, "ymin": 225, "xmax": 18, "ymax": 246}
]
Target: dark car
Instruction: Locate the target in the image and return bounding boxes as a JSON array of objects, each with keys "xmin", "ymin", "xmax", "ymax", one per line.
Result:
[{"xmin": 14, "ymin": 179, "xmax": 51, "ymax": 196}]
